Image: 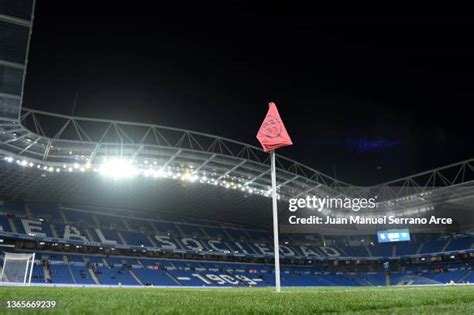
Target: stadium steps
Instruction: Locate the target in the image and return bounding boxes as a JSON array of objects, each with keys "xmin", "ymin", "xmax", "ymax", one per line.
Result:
[
  {"xmin": 59, "ymin": 209, "xmax": 69, "ymax": 224},
  {"xmin": 129, "ymin": 269, "xmax": 144, "ymax": 285},
  {"xmin": 175, "ymin": 225, "xmax": 186, "ymax": 237},
  {"xmin": 122, "ymin": 219, "xmax": 132, "ymax": 231},
  {"xmin": 102, "ymin": 258, "xmax": 111, "ymax": 268},
  {"xmin": 92, "ymin": 215, "xmax": 101, "ymax": 227},
  {"xmin": 416, "ymin": 243, "xmax": 424, "ymax": 255},
  {"xmin": 66, "ymin": 264, "xmax": 78, "ymax": 284},
  {"xmin": 174, "ymin": 238, "xmax": 187, "ymax": 251},
  {"xmin": 84, "ymin": 228, "xmax": 96, "ymax": 243},
  {"xmin": 50, "ymin": 223, "xmax": 59, "ymax": 238},
  {"xmin": 392, "ymin": 245, "xmax": 396, "ymax": 257},
  {"xmin": 441, "ymin": 238, "xmax": 452, "ymax": 252},
  {"xmin": 364, "ymin": 246, "xmax": 372, "ymax": 257},
  {"xmin": 458, "ymin": 271, "xmax": 471, "ymax": 283},
  {"xmin": 247, "ymin": 243, "xmax": 263, "ymax": 255},
  {"xmin": 146, "ymin": 235, "xmax": 158, "ymax": 248},
  {"xmin": 165, "ymin": 270, "xmax": 183, "ymax": 286},
  {"xmin": 8, "ymin": 217, "xmax": 17, "ymax": 233},
  {"xmin": 150, "ymin": 222, "xmax": 160, "ymax": 235},
  {"xmin": 315, "ymin": 274, "xmax": 336, "ymax": 286},
  {"xmin": 337, "ymin": 247, "xmax": 349, "ymax": 257},
  {"xmin": 201, "ymin": 227, "xmax": 212, "ymax": 240},
  {"xmin": 223, "ymin": 230, "xmax": 236, "ymax": 241},
  {"xmin": 358, "ymin": 277, "xmax": 372, "ymax": 286},
  {"xmin": 117, "ymin": 232, "xmax": 128, "ymax": 245},
  {"xmin": 88, "ymin": 267, "xmax": 100, "ymax": 285}
]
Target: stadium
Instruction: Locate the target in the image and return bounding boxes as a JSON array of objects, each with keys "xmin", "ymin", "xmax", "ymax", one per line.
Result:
[{"xmin": 1, "ymin": 1, "xmax": 473, "ymax": 314}]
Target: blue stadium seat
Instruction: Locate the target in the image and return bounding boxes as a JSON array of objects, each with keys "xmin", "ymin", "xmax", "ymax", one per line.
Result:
[
  {"xmin": 396, "ymin": 242, "xmax": 419, "ymax": 256},
  {"xmin": 28, "ymin": 206, "xmax": 64, "ymax": 223},
  {"xmin": 365, "ymin": 273, "xmax": 386, "ymax": 286},
  {"xmin": 95, "ymin": 214, "xmax": 126, "ymax": 230},
  {"xmin": 369, "ymin": 244, "xmax": 393, "ymax": 257},
  {"xmin": 178, "ymin": 224, "xmax": 206, "ymax": 238},
  {"xmin": 246, "ymin": 230, "xmax": 271, "ymax": 242},
  {"xmin": 202, "ymin": 227, "xmax": 229, "ymax": 239},
  {"xmin": 0, "ymin": 215, "xmax": 11, "ymax": 232},
  {"xmin": 69, "ymin": 265, "xmax": 95, "ymax": 284},
  {"xmin": 63, "ymin": 210, "xmax": 95, "ymax": 225},
  {"xmin": 84, "ymin": 256, "xmax": 105, "ymax": 264},
  {"xmin": 446, "ymin": 236, "xmax": 473, "ymax": 252},
  {"xmin": 120, "ymin": 231, "xmax": 153, "ymax": 247},
  {"xmin": 68, "ymin": 255, "xmax": 85, "ymax": 263},
  {"xmin": 95, "ymin": 228, "xmax": 121, "ymax": 244},
  {"xmin": 340, "ymin": 245, "xmax": 368, "ymax": 257},
  {"xmin": 31, "ymin": 263, "xmax": 45, "ymax": 283},
  {"xmin": 225, "ymin": 228, "xmax": 251, "ymax": 241},
  {"xmin": 133, "ymin": 269, "xmax": 177, "ymax": 286},
  {"xmin": 49, "ymin": 264, "xmax": 75, "ymax": 284},
  {"xmin": 154, "ymin": 222, "xmax": 182, "ymax": 236},
  {"xmin": 94, "ymin": 266, "xmax": 139, "ymax": 285},
  {"xmin": 420, "ymin": 238, "xmax": 448, "ymax": 254},
  {"xmin": 107, "ymin": 256, "xmax": 141, "ymax": 267}
]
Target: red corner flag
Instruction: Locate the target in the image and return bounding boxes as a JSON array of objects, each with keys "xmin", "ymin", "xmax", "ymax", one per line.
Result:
[{"xmin": 256, "ymin": 102, "xmax": 293, "ymax": 152}]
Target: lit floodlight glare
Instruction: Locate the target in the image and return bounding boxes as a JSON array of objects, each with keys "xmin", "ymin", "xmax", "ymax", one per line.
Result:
[
  {"xmin": 99, "ymin": 158, "xmax": 138, "ymax": 179},
  {"xmin": 1, "ymin": 153, "xmax": 272, "ymax": 197},
  {"xmin": 181, "ymin": 172, "xmax": 193, "ymax": 182}
]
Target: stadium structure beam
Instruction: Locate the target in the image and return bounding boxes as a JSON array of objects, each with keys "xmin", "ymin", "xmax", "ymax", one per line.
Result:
[
  {"xmin": 0, "ymin": 60, "xmax": 25, "ymax": 70},
  {"xmin": 0, "ymin": 14, "xmax": 32, "ymax": 27},
  {"xmin": 217, "ymin": 160, "xmax": 247, "ymax": 181},
  {"xmin": 161, "ymin": 149, "xmax": 183, "ymax": 169},
  {"xmin": 369, "ymin": 159, "xmax": 474, "ymax": 200},
  {"xmin": 245, "ymin": 169, "xmax": 271, "ymax": 186},
  {"xmin": 193, "ymin": 153, "xmax": 217, "ymax": 172},
  {"xmin": 276, "ymin": 175, "xmax": 300, "ymax": 190},
  {"xmin": 294, "ymin": 184, "xmax": 322, "ymax": 198}
]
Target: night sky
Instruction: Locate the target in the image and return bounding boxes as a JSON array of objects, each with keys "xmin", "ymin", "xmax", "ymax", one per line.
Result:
[{"xmin": 22, "ymin": 2, "xmax": 474, "ymax": 185}]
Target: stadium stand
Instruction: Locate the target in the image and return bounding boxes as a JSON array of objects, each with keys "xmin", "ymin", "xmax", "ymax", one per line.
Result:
[
  {"xmin": 1, "ymin": 203, "xmax": 473, "ymax": 287},
  {"xmin": 6, "ymin": 252, "xmax": 471, "ymax": 287}
]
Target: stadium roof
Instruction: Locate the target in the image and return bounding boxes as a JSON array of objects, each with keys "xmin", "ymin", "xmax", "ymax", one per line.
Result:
[{"xmin": 0, "ymin": 107, "xmax": 472, "ymax": 229}]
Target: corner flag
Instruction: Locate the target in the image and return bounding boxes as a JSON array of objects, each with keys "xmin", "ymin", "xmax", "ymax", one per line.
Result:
[
  {"xmin": 256, "ymin": 102, "xmax": 293, "ymax": 152},
  {"xmin": 256, "ymin": 102, "xmax": 292, "ymax": 292}
]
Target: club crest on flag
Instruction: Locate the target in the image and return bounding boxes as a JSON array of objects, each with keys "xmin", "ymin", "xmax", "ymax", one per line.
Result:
[
  {"xmin": 260, "ymin": 115, "xmax": 281, "ymax": 138},
  {"xmin": 257, "ymin": 102, "xmax": 293, "ymax": 152}
]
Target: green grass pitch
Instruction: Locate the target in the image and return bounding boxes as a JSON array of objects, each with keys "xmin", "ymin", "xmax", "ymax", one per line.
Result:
[{"xmin": 0, "ymin": 285, "xmax": 473, "ymax": 314}]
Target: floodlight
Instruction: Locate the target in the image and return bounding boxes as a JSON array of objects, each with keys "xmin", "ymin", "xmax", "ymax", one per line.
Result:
[
  {"xmin": 99, "ymin": 158, "xmax": 138, "ymax": 179},
  {"xmin": 181, "ymin": 172, "xmax": 193, "ymax": 181}
]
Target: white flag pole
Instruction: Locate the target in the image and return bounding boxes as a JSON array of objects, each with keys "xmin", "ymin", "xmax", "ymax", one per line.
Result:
[{"xmin": 270, "ymin": 150, "xmax": 281, "ymax": 292}]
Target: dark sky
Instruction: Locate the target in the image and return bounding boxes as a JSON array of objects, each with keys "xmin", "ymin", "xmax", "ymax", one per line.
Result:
[{"xmin": 23, "ymin": 2, "xmax": 474, "ymax": 185}]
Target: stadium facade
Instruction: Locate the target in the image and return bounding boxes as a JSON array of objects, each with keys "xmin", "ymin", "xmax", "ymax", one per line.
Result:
[{"xmin": 0, "ymin": 1, "xmax": 473, "ymax": 288}]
